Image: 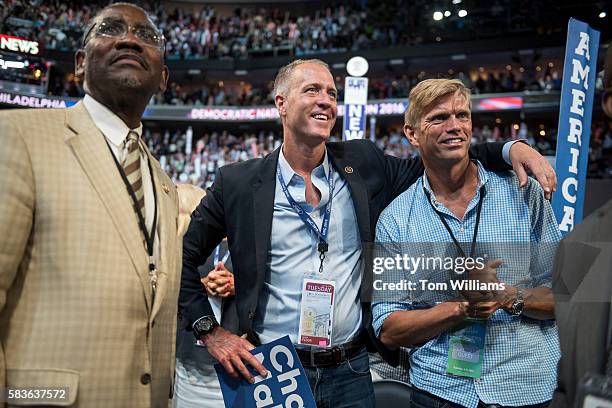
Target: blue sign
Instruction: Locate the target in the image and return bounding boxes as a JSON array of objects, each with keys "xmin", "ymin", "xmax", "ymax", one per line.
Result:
[
  {"xmin": 343, "ymin": 76, "xmax": 368, "ymax": 140},
  {"xmin": 215, "ymin": 336, "xmax": 316, "ymax": 408},
  {"xmin": 552, "ymin": 18, "xmax": 600, "ymax": 235}
]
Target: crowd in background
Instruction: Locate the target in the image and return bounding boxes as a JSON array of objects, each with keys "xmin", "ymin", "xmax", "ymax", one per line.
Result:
[
  {"xmin": 48, "ymin": 63, "xmax": 564, "ymax": 105},
  {"xmin": 145, "ymin": 121, "xmax": 612, "ymax": 188},
  {"xmin": 2, "ymin": 0, "xmax": 568, "ymax": 60}
]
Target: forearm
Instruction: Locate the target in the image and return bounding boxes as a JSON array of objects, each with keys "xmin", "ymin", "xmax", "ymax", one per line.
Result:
[
  {"xmin": 379, "ymin": 302, "xmax": 467, "ymax": 348},
  {"xmin": 502, "ymin": 285, "xmax": 555, "ymax": 320}
]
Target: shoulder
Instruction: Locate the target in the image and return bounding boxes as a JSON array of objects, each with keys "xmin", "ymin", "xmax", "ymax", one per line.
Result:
[
  {"xmin": 327, "ymin": 138, "xmax": 380, "ymax": 155},
  {"xmin": 378, "ymin": 180, "xmax": 420, "ymax": 226},
  {"xmin": 0, "ymin": 107, "xmax": 66, "ymax": 132}
]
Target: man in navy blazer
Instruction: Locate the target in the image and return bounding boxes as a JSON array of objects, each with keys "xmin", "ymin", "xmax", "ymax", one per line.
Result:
[{"xmin": 180, "ymin": 59, "xmax": 556, "ymax": 406}]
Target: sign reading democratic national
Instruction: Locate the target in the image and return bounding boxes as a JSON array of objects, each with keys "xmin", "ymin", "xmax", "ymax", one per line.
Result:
[
  {"xmin": 343, "ymin": 76, "xmax": 368, "ymax": 140},
  {"xmin": 552, "ymin": 18, "xmax": 600, "ymax": 235},
  {"xmin": 215, "ymin": 336, "xmax": 316, "ymax": 408}
]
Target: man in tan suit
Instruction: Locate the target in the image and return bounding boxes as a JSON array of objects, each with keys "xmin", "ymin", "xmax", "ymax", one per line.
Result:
[{"xmin": 0, "ymin": 3, "xmax": 180, "ymax": 407}]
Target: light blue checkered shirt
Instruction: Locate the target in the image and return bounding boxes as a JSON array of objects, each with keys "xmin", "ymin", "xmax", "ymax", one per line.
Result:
[{"xmin": 372, "ymin": 161, "xmax": 561, "ymax": 408}]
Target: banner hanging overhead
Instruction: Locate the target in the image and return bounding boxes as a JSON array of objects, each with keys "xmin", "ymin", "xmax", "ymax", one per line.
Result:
[{"xmin": 552, "ymin": 18, "xmax": 600, "ymax": 235}]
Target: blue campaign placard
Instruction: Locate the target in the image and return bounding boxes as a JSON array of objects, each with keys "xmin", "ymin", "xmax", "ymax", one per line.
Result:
[
  {"xmin": 552, "ymin": 18, "xmax": 600, "ymax": 235},
  {"xmin": 215, "ymin": 335, "xmax": 317, "ymax": 408},
  {"xmin": 343, "ymin": 76, "xmax": 368, "ymax": 140}
]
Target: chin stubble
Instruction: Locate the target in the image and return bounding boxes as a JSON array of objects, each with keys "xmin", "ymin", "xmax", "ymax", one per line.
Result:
[{"xmin": 117, "ymin": 74, "xmax": 143, "ymax": 88}]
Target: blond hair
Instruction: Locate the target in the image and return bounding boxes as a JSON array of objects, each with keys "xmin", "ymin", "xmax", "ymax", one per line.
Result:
[
  {"xmin": 272, "ymin": 59, "xmax": 330, "ymax": 97},
  {"xmin": 405, "ymin": 79, "xmax": 472, "ymax": 128},
  {"xmin": 177, "ymin": 184, "xmax": 206, "ymax": 237}
]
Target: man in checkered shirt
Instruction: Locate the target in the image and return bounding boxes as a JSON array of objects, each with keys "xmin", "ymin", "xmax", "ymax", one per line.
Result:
[{"xmin": 371, "ymin": 79, "xmax": 561, "ymax": 408}]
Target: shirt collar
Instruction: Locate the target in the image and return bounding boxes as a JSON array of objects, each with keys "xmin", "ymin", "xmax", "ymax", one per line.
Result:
[
  {"xmin": 422, "ymin": 159, "xmax": 490, "ymax": 198},
  {"xmin": 278, "ymin": 144, "xmax": 330, "ymax": 184},
  {"xmin": 83, "ymin": 94, "xmax": 143, "ymax": 147}
]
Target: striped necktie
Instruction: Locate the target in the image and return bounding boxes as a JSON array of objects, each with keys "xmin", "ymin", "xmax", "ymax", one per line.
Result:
[{"xmin": 122, "ymin": 131, "xmax": 145, "ymax": 216}]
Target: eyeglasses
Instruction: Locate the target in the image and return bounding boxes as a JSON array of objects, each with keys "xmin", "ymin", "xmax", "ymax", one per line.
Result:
[{"xmin": 82, "ymin": 19, "xmax": 165, "ymax": 51}]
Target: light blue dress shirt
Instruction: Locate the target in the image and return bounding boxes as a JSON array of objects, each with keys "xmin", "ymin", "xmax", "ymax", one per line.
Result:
[
  {"xmin": 253, "ymin": 147, "xmax": 363, "ymax": 346},
  {"xmin": 372, "ymin": 161, "xmax": 561, "ymax": 407}
]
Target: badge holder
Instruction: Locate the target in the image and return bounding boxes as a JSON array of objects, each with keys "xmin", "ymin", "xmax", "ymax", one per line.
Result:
[
  {"xmin": 297, "ymin": 275, "xmax": 335, "ymax": 348},
  {"xmin": 446, "ymin": 317, "xmax": 487, "ymax": 379}
]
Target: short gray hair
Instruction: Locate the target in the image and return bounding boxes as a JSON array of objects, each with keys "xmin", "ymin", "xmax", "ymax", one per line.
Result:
[{"xmin": 272, "ymin": 59, "xmax": 330, "ymax": 98}]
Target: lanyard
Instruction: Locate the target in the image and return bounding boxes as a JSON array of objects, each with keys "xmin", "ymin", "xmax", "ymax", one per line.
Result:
[
  {"xmin": 423, "ymin": 184, "xmax": 486, "ymax": 259},
  {"xmin": 105, "ymin": 139, "xmax": 159, "ymax": 294},
  {"xmin": 277, "ymin": 160, "xmax": 335, "ymax": 273},
  {"xmin": 214, "ymin": 244, "xmax": 230, "ymax": 265}
]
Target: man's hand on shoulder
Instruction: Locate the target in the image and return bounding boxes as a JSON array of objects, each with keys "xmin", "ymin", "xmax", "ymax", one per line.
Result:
[
  {"xmin": 509, "ymin": 142, "xmax": 557, "ymax": 200},
  {"xmin": 202, "ymin": 327, "xmax": 268, "ymax": 383}
]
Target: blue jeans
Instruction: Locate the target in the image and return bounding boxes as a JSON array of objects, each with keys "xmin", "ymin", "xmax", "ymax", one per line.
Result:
[
  {"xmin": 303, "ymin": 348, "xmax": 375, "ymax": 408},
  {"xmin": 410, "ymin": 387, "xmax": 551, "ymax": 408}
]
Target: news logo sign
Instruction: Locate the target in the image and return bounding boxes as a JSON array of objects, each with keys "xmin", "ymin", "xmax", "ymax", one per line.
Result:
[
  {"xmin": 215, "ymin": 336, "xmax": 316, "ymax": 408},
  {"xmin": 552, "ymin": 18, "xmax": 600, "ymax": 235},
  {"xmin": 343, "ymin": 76, "xmax": 368, "ymax": 140}
]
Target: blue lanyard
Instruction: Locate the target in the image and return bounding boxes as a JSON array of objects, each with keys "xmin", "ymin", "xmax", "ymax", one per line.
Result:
[
  {"xmin": 213, "ymin": 244, "xmax": 230, "ymax": 265},
  {"xmin": 277, "ymin": 160, "xmax": 335, "ymax": 273}
]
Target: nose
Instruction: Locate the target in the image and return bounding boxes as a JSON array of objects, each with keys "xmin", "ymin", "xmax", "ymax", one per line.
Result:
[
  {"xmin": 316, "ymin": 92, "xmax": 335, "ymax": 109},
  {"xmin": 444, "ymin": 115, "xmax": 461, "ymax": 134},
  {"xmin": 115, "ymin": 27, "xmax": 144, "ymax": 51}
]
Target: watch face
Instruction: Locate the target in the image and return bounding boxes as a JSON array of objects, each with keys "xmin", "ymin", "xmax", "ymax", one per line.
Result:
[
  {"xmin": 201, "ymin": 319, "xmax": 213, "ymax": 332},
  {"xmin": 513, "ymin": 302, "xmax": 524, "ymax": 315}
]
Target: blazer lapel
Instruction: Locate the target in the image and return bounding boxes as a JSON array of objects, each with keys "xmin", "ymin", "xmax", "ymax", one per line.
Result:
[
  {"xmin": 147, "ymin": 154, "xmax": 177, "ymax": 320},
  {"xmin": 64, "ymin": 102, "xmax": 153, "ymax": 312},
  {"xmin": 327, "ymin": 148, "xmax": 371, "ymax": 242},
  {"xmin": 252, "ymin": 148, "xmax": 280, "ymax": 290}
]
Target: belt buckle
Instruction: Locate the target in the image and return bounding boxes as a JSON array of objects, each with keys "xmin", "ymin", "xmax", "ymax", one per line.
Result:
[{"xmin": 331, "ymin": 346, "xmax": 345, "ymax": 364}]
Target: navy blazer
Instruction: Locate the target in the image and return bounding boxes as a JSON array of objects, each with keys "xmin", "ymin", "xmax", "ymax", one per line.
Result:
[{"xmin": 181, "ymin": 139, "xmax": 510, "ymax": 365}]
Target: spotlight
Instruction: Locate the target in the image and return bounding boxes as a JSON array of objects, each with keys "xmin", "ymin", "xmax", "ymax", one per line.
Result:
[
  {"xmin": 444, "ymin": 10, "xmax": 451, "ymax": 17},
  {"xmin": 599, "ymin": 11, "xmax": 607, "ymax": 18},
  {"xmin": 433, "ymin": 11, "xmax": 443, "ymax": 21},
  {"xmin": 458, "ymin": 9, "xmax": 468, "ymax": 17}
]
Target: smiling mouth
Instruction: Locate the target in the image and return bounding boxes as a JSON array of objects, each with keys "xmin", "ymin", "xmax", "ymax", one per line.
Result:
[
  {"xmin": 440, "ymin": 137, "xmax": 465, "ymax": 145},
  {"xmin": 312, "ymin": 113, "xmax": 330, "ymax": 121}
]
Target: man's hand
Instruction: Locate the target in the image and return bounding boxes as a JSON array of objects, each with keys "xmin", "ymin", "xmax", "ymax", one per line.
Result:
[
  {"xmin": 202, "ymin": 327, "xmax": 268, "ymax": 383},
  {"xmin": 459, "ymin": 259, "xmax": 503, "ymax": 303},
  {"xmin": 202, "ymin": 262, "xmax": 235, "ymax": 298},
  {"xmin": 509, "ymin": 142, "xmax": 557, "ymax": 199}
]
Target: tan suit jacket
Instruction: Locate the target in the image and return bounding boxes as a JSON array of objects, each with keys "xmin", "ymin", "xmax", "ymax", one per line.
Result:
[{"xmin": 0, "ymin": 102, "xmax": 180, "ymax": 407}]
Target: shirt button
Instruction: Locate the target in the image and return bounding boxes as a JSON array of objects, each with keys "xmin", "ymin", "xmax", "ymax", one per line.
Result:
[
  {"xmin": 460, "ymin": 227, "xmax": 465, "ymax": 232},
  {"xmin": 141, "ymin": 373, "xmax": 151, "ymax": 385}
]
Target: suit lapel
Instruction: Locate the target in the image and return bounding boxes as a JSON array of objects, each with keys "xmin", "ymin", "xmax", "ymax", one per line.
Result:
[
  {"xmin": 327, "ymin": 147, "xmax": 371, "ymax": 242},
  {"xmin": 147, "ymin": 153, "xmax": 177, "ymax": 320},
  {"xmin": 64, "ymin": 102, "xmax": 152, "ymax": 312},
  {"xmin": 252, "ymin": 148, "xmax": 280, "ymax": 289}
]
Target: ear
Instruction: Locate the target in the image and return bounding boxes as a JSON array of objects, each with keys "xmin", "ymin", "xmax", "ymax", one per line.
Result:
[
  {"xmin": 158, "ymin": 65, "xmax": 169, "ymax": 93},
  {"xmin": 275, "ymin": 94, "xmax": 287, "ymax": 117},
  {"xmin": 75, "ymin": 49, "xmax": 86, "ymax": 81},
  {"xmin": 404, "ymin": 123, "xmax": 420, "ymax": 148}
]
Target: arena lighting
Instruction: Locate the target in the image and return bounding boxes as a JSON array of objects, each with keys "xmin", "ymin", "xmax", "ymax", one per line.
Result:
[
  {"xmin": 452, "ymin": 0, "xmax": 462, "ymax": 4},
  {"xmin": 599, "ymin": 11, "xmax": 607, "ymax": 18},
  {"xmin": 444, "ymin": 10, "xmax": 451, "ymax": 17},
  {"xmin": 458, "ymin": 9, "xmax": 468, "ymax": 18},
  {"xmin": 433, "ymin": 11, "xmax": 443, "ymax": 21}
]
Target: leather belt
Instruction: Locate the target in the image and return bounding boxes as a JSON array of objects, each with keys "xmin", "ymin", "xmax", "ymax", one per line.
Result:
[{"xmin": 296, "ymin": 334, "xmax": 365, "ymax": 368}]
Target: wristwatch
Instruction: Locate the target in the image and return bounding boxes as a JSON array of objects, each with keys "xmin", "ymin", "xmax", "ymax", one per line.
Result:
[
  {"xmin": 192, "ymin": 315, "xmax": 219, "ymax": 340},
  {"xmin": 509, "ymin": 289, "xmax": 524, "ymax": 316}
]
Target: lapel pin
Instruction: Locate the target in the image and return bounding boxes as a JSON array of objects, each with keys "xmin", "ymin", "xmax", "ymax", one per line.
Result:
[
  {"xmin": 344, "ymin": 166, "xmax": 354, "ymax": 174},
  {"xmin": 162, "ymin": 184, "xmax": 170, "ymax": 194}
]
